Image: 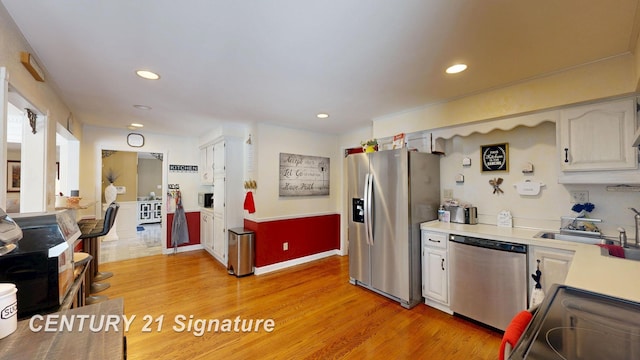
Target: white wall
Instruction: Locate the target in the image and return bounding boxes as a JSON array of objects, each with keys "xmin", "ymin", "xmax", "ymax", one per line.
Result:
[
  {"xmin": 249, "ymin": 122, "xmax": 341, "ymax": 220},
  {"xmin": 0, "ymin": 4, "xmax": 82, "ymax": 211},
  {"xmin": 440, "ymin": 122, "xmax": 640, "ymax": 238},
  {"xmin": 80, "ymin": 126, "xmax": 202, "ymax": 216}
]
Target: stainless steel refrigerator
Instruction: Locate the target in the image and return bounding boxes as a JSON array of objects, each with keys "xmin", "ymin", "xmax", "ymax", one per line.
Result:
[{"xmin": 347, "ymin": 148, "xmax": 440, "ymax": 308}]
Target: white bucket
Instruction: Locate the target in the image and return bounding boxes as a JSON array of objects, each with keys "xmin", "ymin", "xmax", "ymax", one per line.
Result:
[{"xmin": 0, "ymin": 283, "xmax": 18, "ymax": 339}]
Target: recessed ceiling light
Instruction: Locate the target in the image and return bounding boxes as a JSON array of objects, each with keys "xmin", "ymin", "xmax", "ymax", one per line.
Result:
[
  {"xmin": 133, "ymin": 104, "xmax": 152, "ymax": 110},
  {"xmin": 130, "ymin": 123, "xmax": 144, "ymax": 128},
  {"xmin": 317, "ymin": 113, "xmax": 329, "ymax": 119},
  {"xmin": 445, "ymin": 64, "xmax": 467, "ymax": 74},
  {"xmin": 135, "ymin": 70, "xmax": 160, "ymax": 80}
]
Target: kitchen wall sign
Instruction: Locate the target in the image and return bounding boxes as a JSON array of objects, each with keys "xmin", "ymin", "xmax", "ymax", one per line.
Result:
[
  {"xmin": 481, "ymin": 143, "xmax": 509, "ymax": 172},
  {"xmin": 279, "ymin": 153, "xmax": 330, "ymax": 197},
  {"xmin": 169, "ymin": 164, "xmax": 198, "ymax": 173}
]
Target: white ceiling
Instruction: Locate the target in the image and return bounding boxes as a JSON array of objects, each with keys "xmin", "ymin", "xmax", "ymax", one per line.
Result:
[{"xmin": 2, "ymin": 1, "xmax": 640, "ymax": 136}]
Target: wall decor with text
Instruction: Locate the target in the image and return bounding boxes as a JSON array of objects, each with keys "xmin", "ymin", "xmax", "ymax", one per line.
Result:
[
  {"xmin": 481, "ymin": 143, "xmax": 509, "ymax": 172},
  {"xmin": 279, "ymin": 153, "xmax": 330, "ymax": 197}
]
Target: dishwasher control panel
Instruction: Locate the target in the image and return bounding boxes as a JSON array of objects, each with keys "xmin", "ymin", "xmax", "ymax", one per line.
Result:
[{"xmin": 449, "ymin": 234, "xmax": 527, "ymax": 253}]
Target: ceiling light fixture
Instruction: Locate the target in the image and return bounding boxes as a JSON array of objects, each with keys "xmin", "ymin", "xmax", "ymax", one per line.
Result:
[
  {"xmin": 317, "ymin": 113, "xmax": 329, "ymax": 119},
  {"xmin": 135, "ymin": 70, "xmax": 160, "ymax": 80},
  {"xmin": 446, "ymin": 64, "xmax": 468, "ymax": 74},
  {"xmin": 133, "ymin": 104, "xmax": 152, "ymax": 110},
  {"xmin": 130, "ymin": 123, "xmax": 144, "ymax": 128}
]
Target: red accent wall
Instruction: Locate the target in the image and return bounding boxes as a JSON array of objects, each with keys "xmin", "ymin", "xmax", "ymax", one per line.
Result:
[
  {"xmin": 166, "ymin": 211, "xmax": 201, "ymax": 248},
  {"xmin": 244, "ymin": 214, "xmax": 340, "ymax": 267}
]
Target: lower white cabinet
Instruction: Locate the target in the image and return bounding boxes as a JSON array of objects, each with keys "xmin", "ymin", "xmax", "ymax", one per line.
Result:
[
  {"xmin": 201, "ymin": 209, "xmax": 214, "ymax": 255},
  {"xmin": 212, "ymin": 213, "xmax": 226, "ymax": 264},
  {"xmin": 421, "ymin": 230, "xmax": 452, "ymax": 314},
  {"xmin": 528, "ymin": 246, "xmax": 575, "ymax": 297}
]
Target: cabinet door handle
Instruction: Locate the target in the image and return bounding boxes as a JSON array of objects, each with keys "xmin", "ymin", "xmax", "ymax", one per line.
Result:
[
  {"xmin": 441, "ymin": 258, "xmax": 445, "ymax": 271},
  {"xmin": 428, "ymin": 238, "xmax": 441, "ymax": 243},
  {"xmin": 564, "ymin": 148, "xmax": 569, "ymax": 163}
]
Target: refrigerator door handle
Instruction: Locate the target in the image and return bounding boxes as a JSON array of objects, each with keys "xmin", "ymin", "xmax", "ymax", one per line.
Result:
[
  {"xmin": 363, "ymin": 173, "xmax": 370, "ymax": 245},
  {"xmin": 366, "ymin": 172, "xmax": 374, "ymax": 245}
]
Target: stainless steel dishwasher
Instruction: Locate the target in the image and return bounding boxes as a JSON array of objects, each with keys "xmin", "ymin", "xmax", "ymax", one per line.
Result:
[{"xmin": 449, "ymin": 234, "xmax": 528, "ymax": 331}]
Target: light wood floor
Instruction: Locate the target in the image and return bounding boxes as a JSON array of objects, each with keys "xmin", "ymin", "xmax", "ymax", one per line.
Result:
[{"xmin": 100, "ymin": 251, "xmax": 502, "ymax": 359}]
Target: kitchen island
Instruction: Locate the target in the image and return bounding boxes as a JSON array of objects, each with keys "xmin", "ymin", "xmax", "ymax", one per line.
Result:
[{"xmin": 420, "ymin": 221, "xmax": 640, "ymax": 303}]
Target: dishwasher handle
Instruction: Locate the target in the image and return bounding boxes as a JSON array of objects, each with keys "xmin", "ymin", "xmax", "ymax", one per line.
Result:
[{"xmin": 449, "ymin": 234, "xmax": 527, "ymax": 254}]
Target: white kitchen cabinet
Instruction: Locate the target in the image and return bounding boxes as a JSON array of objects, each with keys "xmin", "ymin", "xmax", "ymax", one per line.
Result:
[
  {"xmin": 558, "ymin": 98, "xmax": 639, "ymax": 183},
  {"xmin": 207, "ymin": 137, "xmax": 243, "ymax": 266},
  {"xmin": 212, "ymin": 213, "xmax": 226, "ymax": 262},
  {"xmin": 213, "ymin": 141, "xmax": 226, "ymax": 175},
  {"xmin": 213, "ymin": 175, "xmax": 225, "ymax": 217},
  {"xmin": 528, "ymin": 246, "xmax": 575, "ymax": 297},
  {"xmin": 199, "ymin": 145, "xmax": 214, "ymax": 185},
  {"xmin": 421, "ymin": 230, "xmax": 452, "ymax": 314},
  {"xmin": 201, "ymin": 209, "xmax": 214, "ymax": 255}
]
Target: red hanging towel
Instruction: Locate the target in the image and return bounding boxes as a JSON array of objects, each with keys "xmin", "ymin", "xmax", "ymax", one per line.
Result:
[{"xmin": 244, "ymin": 191, "xmax": 256, "ymax": 213}]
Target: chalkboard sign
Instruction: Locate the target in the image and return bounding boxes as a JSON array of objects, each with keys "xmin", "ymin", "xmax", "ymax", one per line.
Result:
[
  {"xmin": 279, "ymin": 153, "xmax": 330, "ymax": 196},
  {"xmin": 481, "ymin": 143, "xmax": 509, "ymax": 172}
]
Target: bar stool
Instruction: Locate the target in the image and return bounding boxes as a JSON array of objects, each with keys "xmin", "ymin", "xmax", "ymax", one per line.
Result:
[
  {"xmin": 73, "ymin": 252, "xmax": 92, "ymax": 308},
  {"xmin": 78, "ymin": 202, "xmax": 119, "ymax": 304}
]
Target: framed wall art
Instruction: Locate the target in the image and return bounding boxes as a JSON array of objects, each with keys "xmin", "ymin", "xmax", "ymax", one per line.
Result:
[
  {"xmin": 481, "ymin": 143, "xmax": 509, "ymax": 172},
  {"xmin": 279, "ymin": 153, "xmax": 330, "ymax": 197},
  {"xmin": 7, "ymin": 161, "xmax": 21, "ymax": 192}
]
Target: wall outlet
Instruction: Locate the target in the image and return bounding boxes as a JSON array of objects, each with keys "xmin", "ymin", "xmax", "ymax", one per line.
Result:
[
  {"xmin": 570, "ymin": 191, "xmax": 589, "ymax": 203},
  {"xmin": 283, "ymin": 242, "xmax": 288, "ymax": 251},
  {"xmin": 443, "ymin": 189, "xmax": 453, "ymax": 199}
]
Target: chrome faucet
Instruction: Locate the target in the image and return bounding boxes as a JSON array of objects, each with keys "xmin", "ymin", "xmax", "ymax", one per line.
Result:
[{"xmin": 630, "ymin": 208, "xmax": 640, "ymax": 248}]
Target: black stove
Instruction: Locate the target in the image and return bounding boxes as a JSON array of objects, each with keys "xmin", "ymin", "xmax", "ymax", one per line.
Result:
[{"xmin": 510, "ymin": 284, "xmax": 640, "ymax": 359}]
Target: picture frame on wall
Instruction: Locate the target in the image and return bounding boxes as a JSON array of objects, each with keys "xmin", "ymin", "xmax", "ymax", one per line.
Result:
[
  {"xmin": 7, "ymin": 161, "xmax": 20, "ymax": 192},
  {"xmin": 481, "ymin": 143, "xmax": 509, "ymax": 172}
]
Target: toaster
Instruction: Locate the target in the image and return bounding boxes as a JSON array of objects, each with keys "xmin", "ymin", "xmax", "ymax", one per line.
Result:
[{"xmin": 444, "ymin": 205, "xmax": 478, "ymax": 225}]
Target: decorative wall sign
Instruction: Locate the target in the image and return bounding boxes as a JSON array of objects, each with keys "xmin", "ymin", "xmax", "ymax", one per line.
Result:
[
  {"xmin": 279, "ymin": 153, "xmax": 330, "ymax": 197},
  {"xmin": 481, "ymin": 143, "xmax": 509, "ymax": 172},
  {"xmin": 169, "ymin": 164, "xmax": 198, "ymax": 173}
]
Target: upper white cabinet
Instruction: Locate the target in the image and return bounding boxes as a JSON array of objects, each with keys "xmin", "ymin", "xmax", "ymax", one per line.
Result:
[
  {"xmin": 558, "ymin": 98, "xmax": 639, "ymax": 183},
  {"xmin": 213, "ymin": 141, "xmax": 226, "ymax": 175},
  {"xmin": 199, "ymin": 145, "xmax": 214, "ymax": 185}
]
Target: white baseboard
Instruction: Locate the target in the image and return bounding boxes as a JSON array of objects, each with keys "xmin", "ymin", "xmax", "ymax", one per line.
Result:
[
  {"xmin": 162, "ymin": 244, "xmax": 203, "ymax": 255},
  {"xmin": 254, "ymin": 250, "xmax": 342, "ymax": 275}
]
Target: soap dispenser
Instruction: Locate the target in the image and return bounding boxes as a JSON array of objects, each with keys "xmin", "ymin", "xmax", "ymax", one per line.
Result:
[{"xmin": 618, "ymin": 227, "xmax": 627, "ymax": 248}]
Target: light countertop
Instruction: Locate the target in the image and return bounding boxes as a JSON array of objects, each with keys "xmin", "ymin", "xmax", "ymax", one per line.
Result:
[{"xmin": 420, "ymin": 221, "xmax": 640, "ymax": 303}]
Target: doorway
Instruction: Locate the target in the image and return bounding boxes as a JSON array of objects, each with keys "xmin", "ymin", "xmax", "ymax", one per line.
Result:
[
  {"xmin": 4, "ymin": 91, "xmax": 47, "ymax": 213},
  {"xmin": 99, "ymin": 149, "xmax": 165, "ymax": 263}
]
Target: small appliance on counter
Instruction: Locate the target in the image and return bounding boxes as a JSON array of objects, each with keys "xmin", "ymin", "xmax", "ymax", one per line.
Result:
[
  {"xmin": 444, "ymin": 205, "xmax": 477, "ymax": 224},
  {"xmin": 0, "ymin": 209, "xmax": 22, "ymax": 256},
  {"xmin": 0, "ymin": 210, "xmax": 81, "ymax": 318},
  {"xmin": 198, "ymin": 192, "xmax": 213, "ymax": 208}
]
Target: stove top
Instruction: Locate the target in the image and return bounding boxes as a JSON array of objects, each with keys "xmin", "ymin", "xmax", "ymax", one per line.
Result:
[{"xmin": 510, "ymin": 285, "xmax": 640, "ymax": 359}]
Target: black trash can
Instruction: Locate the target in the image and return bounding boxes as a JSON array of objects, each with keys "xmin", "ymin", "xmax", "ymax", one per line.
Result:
[{"xmin": 227, "ymin": 228, "xmax": 255, "ymax": 277}]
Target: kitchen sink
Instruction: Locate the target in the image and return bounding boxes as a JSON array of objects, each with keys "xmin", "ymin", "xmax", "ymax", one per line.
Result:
[
  {"xmin": 600, "ymin": 246, "xmax": 640, "ymax": 261},
  {"xmin": 534, "ymin": 231, "xmax": 602, "ymax": 244}
]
